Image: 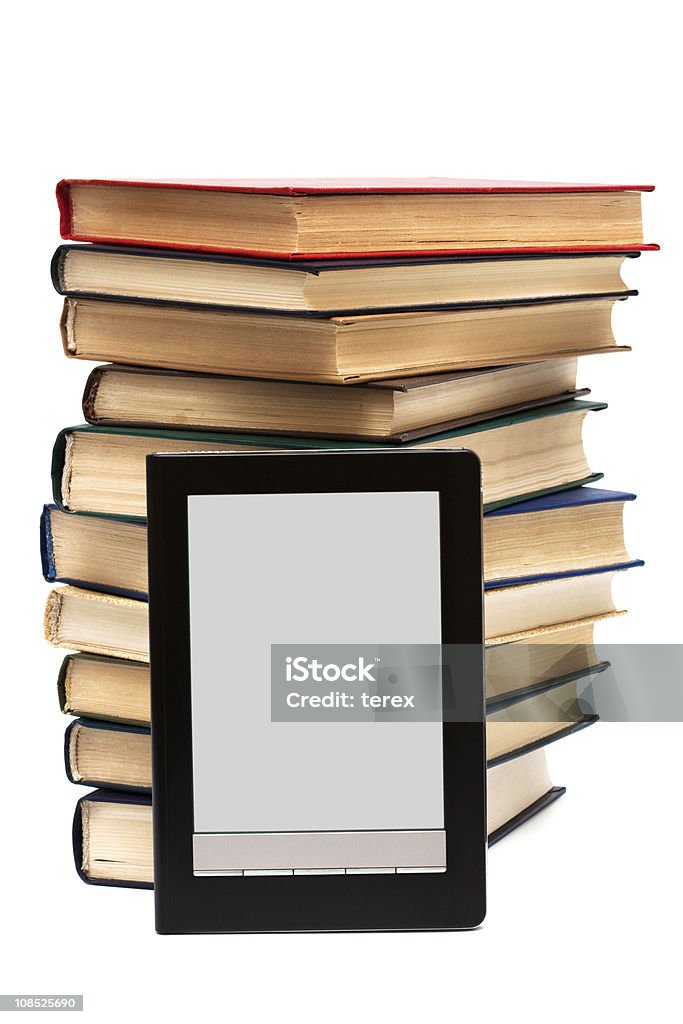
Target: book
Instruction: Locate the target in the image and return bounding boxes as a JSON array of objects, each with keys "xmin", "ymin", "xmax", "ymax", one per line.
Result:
[
  {"xmin": 56, "ymin": 178, "xmax": 656, "ymax": 258},
  {"xmin": 52, "ymin": 244, "xmax": 638, "ymax": 314},
  {"xmin": 64, "ymin": 691, "xmax": 594, "ymax": 791},
  {"xmin": 51, "ymin": 400, "xmax": 606, "ymax": 518},
  {"xmin": 81, "ymin": 359, "xmax": 587, "ymax": 441},
  {"xmin": 486, "ymin": 680, "xmax": 598, "ymax": 766},
  {"xmin": 43, "ymin": 568, "xmax": 631, "ymax": 660},
  {"xmin": 57, "ymin": 621, "xmax": 607, "ymax": 727},
  {"xmin": 61, "ymin": 295, "xmax": 629, "ymax": 383},
  {"xmin": 486, "ymin": 749, "xmax": 566, "ymax": 845},
  {"xmin": 65, "ymin": 720, "xmax": 151, "ymax": 791},
  {"xmin": 73, "ymin": 790, "xmax": 154, "ymax": 887},
  {"xmin": 41, "ymin": 487, "xmax": 639, "ymax": 599},
  {"xmin": 58, "ymin": 653, "xmax": 151, "ymax": 726},
  {"xmin": 47, "ymin": 176, "xmax": 652, "ymax": 896},
  {"xmin": 483, "ymin": 487, "xmax": 640, "ymax": 587},
  {"xmin": 484, "ymin": 569, "xmax": 630, "ymax": 644},
  {"xmin": 71, "ymin": 748, "xmax": 566, "ymax": 886},
  {"xmin": 485, "ymin": 621, "xmax": 606, "ymax": 708},
  {"xmin": 44, "ymin": 587, "xmax": 150, "ymax": 662}
]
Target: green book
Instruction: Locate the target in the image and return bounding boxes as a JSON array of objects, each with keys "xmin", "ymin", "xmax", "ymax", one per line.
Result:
[{"xmin": 51, "ymin": 399, "xmax": 605, "ymax": 520}]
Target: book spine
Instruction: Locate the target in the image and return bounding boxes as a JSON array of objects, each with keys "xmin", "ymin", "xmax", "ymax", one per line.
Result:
[
  {"xmin": 57, "ymin": 655, "xmax": 70, "ymax": 714},
  {"xmin": 50, "ymin": 429, "xmax": 70, "ymax": 511},
  {"xmin": 64, "ymin": 719, "xmax": 152, "ymax": 793},
  {"xmin": 82, "ymin": 367, "xmax": 104, "ymax": 425},
  {"xmin": 63, "ymin": 719, "xmax": 78, "ymax": 785},
  {"xmin": 39, "ymin": 505, "xmax": 56, "ymax": 582},
  {"xmin": 56, "ymin": 181, "xmax": 73, "ymax": 238},
  {"xmin": 50, "ymin": 246, "xmax": 67, "ymax": 294},
  {"xmin": 72, "ymin": 790, "xmax": 154, "ymax": 889}
]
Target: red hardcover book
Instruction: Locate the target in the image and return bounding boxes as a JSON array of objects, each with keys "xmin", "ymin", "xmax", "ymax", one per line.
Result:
[{"xmin": 57, "ymin": 178, "xmax": 657, "ymax": 259}]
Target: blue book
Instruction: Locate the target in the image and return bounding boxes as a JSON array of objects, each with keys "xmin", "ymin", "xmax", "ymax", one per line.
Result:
[
  {"xmin": 483, "ymin": 486, "xmax": 643, "ymax": 589},
  {"xmin": 41, "ymin": 485, "xmax": 643, "ymax": 601},
  {"xmin": 50, "ymin": 400, "xmax": 607, "ymax": 519}
]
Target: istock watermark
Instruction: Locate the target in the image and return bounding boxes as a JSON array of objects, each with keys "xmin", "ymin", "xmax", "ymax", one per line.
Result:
[
  {"xmin": 272, "ymin": 643, "xmax": 469, "ymax": 722},
  {"xmin": 285, "ymin": 655, "xmax": 379, "ymax": 684},
  {"xmin": 270, "ymin": 644, "xmax": 683, "ymax": 724}
]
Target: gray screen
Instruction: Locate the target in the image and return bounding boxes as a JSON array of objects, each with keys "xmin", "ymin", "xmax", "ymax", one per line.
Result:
[{"xmin": 187, "ymin": 490, "xmax": 445, "ymax": 875}]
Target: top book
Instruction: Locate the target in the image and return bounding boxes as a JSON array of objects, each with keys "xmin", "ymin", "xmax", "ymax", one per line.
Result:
[{"xmin": 56, "ymin": 178, "xmax": 657, "ymax": 259}]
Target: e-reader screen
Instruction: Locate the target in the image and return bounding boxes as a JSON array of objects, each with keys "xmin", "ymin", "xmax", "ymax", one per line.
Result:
[{"xmin": 187, "ymin": 490, "xmax": 445, "ymax": 875}]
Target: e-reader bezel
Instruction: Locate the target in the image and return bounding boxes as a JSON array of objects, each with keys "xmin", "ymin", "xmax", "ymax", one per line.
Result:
[{"xmin": 147, "ymin": 448, "xmax": 486, "ymax": 933}]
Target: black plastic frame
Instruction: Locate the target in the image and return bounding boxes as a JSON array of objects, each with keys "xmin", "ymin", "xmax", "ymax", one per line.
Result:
[{"xmin": 147, "ymin": 448, "xmax": 486, "ymax": 933}]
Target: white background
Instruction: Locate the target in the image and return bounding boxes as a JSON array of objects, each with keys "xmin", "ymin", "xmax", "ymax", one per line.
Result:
[{"xmin": 1, "ymin": 1, "xmax": 681, "ymax": 1020}]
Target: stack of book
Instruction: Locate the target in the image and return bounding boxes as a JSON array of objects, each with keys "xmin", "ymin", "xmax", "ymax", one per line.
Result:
[{"xmin": 42, "ymin": 178, "xmax": 654, "ymax": 888}]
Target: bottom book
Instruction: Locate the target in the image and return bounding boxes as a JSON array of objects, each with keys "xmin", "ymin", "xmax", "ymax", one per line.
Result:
[{"xmin": 73, "ymin": 748, "xmax": 564, "ymax": 888}]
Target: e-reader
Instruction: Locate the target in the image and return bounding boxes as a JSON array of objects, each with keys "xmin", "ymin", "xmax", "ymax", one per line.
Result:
[{"xmin": 146, "ymin": 448, "xmax": 485, "ymax": 933}]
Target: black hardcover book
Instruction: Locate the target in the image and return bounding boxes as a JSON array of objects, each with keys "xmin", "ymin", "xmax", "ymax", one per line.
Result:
[
  {"xmin": 72, "ymin": 789, "xmax": 153, "ymax": 890},
  {"xmin": 64, "ymin": 718, "xmax": 151, "ymax": 793},
  {"xmin": 52, "ymin": 242, "xmax": 638, "ymax": 316}
]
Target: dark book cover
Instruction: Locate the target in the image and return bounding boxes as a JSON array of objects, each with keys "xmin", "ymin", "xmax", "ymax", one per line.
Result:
[
  {"xmin": 486, "ymin": 485, "xmax": 636, "ymax": 516},
  {"xmin": 57, "ymin": 652, "xmax": 150, "ymax": 726},
  {"xmin": 51, "ymin": 242, "xmax": 644, "ymax": 283},
  {"xmin": 64, "ymin": 718, "xmax": 151, "ymax": 793},
  {"xmin": 484, "ymin": 486, "xmax": 643, "ymax": 588},
  {"xmin": 52, "ymin": 242, "xmax": 638, "ymax": 317},
  {"xmin": 486, "ymin": 661, "xmax": 610, "ymax": 713},
  {"xmin": 486, "ymin": 715, "xmax": 599, "ymax": 769},
  {"xmin": 72, "ymin": 789, "xmax": 153, "ymax": 890},
  {"xmin": 485, "ymin": 560, "xmax": 643, "ymax": 591},
  {"xmin": 40, "ymin": 504, "xmax": 148, "ymax": 599},
  {"xmin": 51, "ymin": 399, "xmax": 607, "ymax": 519},
  {"xmin": 488, "ymin": 786, "xmax": 566, "ymax": 847}
]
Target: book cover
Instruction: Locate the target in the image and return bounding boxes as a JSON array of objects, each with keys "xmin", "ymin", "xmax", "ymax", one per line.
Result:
[
  {"xmin": 81, "ymin": 362, "xmax": 591, "ymax": 443},
  {"xmin": 40, "ymin": 504, "xmax": 147, "ymax": 598},
  {"xmin": 64, "ymin": 718, "xmax": 151, "ymax": 793},
  {"xmin": 487, "ymin": 786, "xmax": 566, "ymax": 846},
  {"xmin": 72, "ymin": 789, "xmax": 154, "ymax": 890},
  {"xmin": 51, "ymin": 242, "xmax": 639, "ymax": 317},
  {"xmin": 51, "ymin": 241, "xmax": 645, "ymax": 283},
  {"xmin": 57, "ymin": 178, "xmax": 658, "ymax": 259},
  {"xmin": 58, "ymin": 177, "xmax": 658, "ymax": 198},
  {"xmin": 50, "ymin": 399, "xmax": 608, "ymax": 519},
  {"xmin": 40, "ymin": 496, "xmax": 643, "ymax": 599},
  {"xmin": 486, "ymin": 715, "xmax": 599, "ymax": 769}
]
